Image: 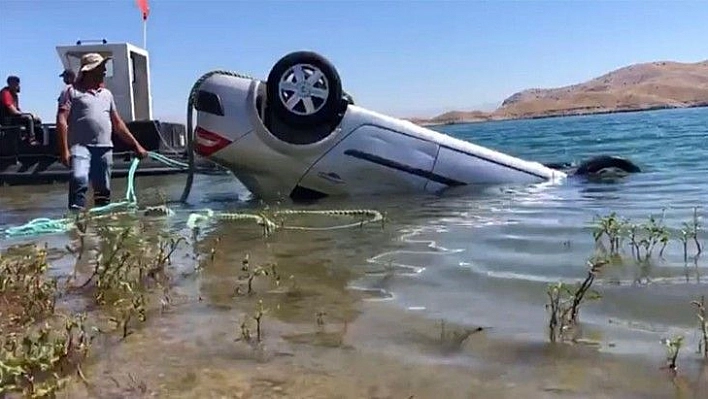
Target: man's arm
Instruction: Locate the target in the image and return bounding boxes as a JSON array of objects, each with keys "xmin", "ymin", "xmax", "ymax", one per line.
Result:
[
  {"xmin": 108, "ymin": 92, "xmax": 147, "ymax": 158},
  {"xmin": 110, "ymin": 108, "xmax": 142, "ymax": 149},
  {"xmin": 56, "ymin": 89, "xmax": 71, "ymax": 160},
  {"xmin": 56, "ymin": 109, "xmax": 69, "ymax": 154}
]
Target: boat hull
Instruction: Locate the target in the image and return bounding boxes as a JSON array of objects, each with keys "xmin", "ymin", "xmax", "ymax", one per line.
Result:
[
  {"xmin": 0, "ymin": 119, "xmax": 225, "ymax": 186},
  {"xmin": 0, "ymin": 153, "xmax": 221, "ymax": 186}
]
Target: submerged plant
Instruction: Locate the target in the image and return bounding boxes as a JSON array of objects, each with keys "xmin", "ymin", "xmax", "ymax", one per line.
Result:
[
  {"xmin": 593, "ymin": 212, "xmax": 626, "ymax": 256},
  {"xmin": 110, "ymin": 292, "xmax": 148, "ymax": 339},
  {"xmin": 66, "ymin": 210, "xmax": 93, "ymax": 260},
  {"xmin": 592, "ymin": 209, "xmax": 691, "ymax": 264},
  {"xmin": 691, "ymin": 295, "xmax": 708, "ymax": 359},
  {"xmin": 0, "ymin": 216, "xmax": 201, "ymax": 397},
  {"xmin": 0, "ymin": 245, "xmax": 98, "ymax": 397},
  {"xmin": 662, "ymin": 335, "xmax": 684, "ymax": 372},
  {"xmin": 679, "ymin": 207, "xmax": 703, "ymax": 263},
  {"xmin": 235, "ymin": 254, "xmax": 279, "ymax": 296},
  {"xmin": 546, "ymin": 258, "xmax": 605, "ymax": 343},
  {"xmin": 0, "ymin": 312, "xmax": 95, "ymax": 397},
  {"xmin": 0, "ymin": 244, "xmax": 58, "ymax": 327},
  {"xmin": 194, "ymin": 235, "xmax": 221, "ymax": 273},
  {"xmin": 253, "ymin": 300, "xmax": 266, "ymax": 343},
  {"xmin": 438, "ymin": 319, "xmax": 484, "ymax": 353},
  {"xmin": 316, "ymin": 310, "xmax": 327, "ymax": 331},
  {"xmin": 65, "ymin": 224, "xmax": 184, "ymax": 339},
  {"xmin": 635, "ymin": 210, "xmax": 670, "ymax": 262},
  {"xmin": 154, "ymin": 233, "xmax": 186, "ymax": 270},
  {"xmin": 237, "ymin": 299, "xmax": 268, "ymax": 345}
]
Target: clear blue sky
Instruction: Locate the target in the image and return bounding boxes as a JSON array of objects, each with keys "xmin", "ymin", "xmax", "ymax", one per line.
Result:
[{"xmin": 1, "ymin": 0, "xmax": 706, "ymax": 123}]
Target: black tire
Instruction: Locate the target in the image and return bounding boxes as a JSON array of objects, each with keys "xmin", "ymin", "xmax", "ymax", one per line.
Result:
[
  {"xmin": 266, "ymin": 51, "xmax": 344, "ymax": 128},
  {"xmin": 573, "ymin": 155, "xmax": 641, "ymax": 176}
]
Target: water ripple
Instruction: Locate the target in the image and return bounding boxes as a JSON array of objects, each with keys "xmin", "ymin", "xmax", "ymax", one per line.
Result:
[{"xmin": 374, "ymin": 107, "xmax": 708, "ymax": 348}]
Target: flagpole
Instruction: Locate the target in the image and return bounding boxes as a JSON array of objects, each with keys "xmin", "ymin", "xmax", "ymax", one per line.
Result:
[
  {"xmin": 136, "ymin": 0, "xmax": 149, "ymax": 49},
  {"xmin": 142, "ymin": 15, "xmax": 147, "ymax": 49}
]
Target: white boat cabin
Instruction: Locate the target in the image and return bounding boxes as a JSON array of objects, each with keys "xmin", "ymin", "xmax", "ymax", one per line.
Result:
[{"xmin": 56, "ymin": 40, "xmax": 153, "ymax": 123}]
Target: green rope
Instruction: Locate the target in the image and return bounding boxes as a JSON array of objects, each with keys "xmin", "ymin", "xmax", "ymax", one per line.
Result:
[
  {"xmin": 148, "ymin": 152, "xmax": 189, "ymax": 170},
  {"xmin": 2, "ymin": 217, "xmax": 74, "ymax": 238},
  {"xmin": 4, "ymin": 154, "xmax": 153, "ymax": 238},
  {"xmin": 2, "ymin": 152, "xmax": 385, "ymax": 240},
  {"xmin": 185, "ymin": 208, "xmax": 384, "ymax": 236}
]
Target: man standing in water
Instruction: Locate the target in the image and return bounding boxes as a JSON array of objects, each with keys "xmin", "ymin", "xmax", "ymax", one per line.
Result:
[{"xmin": 56, "ymin": 53, "xmax": 148, "ymax": 211}]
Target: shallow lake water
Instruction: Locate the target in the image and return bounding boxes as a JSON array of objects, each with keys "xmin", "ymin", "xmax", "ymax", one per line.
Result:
[{"xmin": 1, "ymin": 107, "xmax": 707, "ymax": 397}]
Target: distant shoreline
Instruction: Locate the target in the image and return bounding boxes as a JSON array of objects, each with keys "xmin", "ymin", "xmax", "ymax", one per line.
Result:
[
  {"xmin": 407, "ymin": 58, "xmax": 708, "ymax": 128},
  {"xmin": 411, "ymin": 102, "xmax": 708, "ymax": 128}
]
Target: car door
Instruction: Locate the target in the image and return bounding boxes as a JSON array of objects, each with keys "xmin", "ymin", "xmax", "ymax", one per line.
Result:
[{"xmin": 296, "ymin": 124, "xmax": 440, "ymax": 196}]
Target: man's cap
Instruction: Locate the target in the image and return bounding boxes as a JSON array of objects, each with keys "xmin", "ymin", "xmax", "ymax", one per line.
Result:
[
  {"xmin": 7, "ymin": 75, "xmax": 20, "ymax": 84},
  {"xmin": 79, "ymin": 53, "xmax": 111, "ymax": 72},
  {"xmin": 59, "ymin": 69, "xmax": 76, "ymax": 78}
]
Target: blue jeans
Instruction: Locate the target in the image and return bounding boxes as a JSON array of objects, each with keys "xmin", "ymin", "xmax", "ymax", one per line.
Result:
[{"xmin": 68, "ymin": 145, "xmax": 113, "ymax": 210}]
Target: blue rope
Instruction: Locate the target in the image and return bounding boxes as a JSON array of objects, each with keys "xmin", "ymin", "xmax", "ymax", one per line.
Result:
[{"xmin": 2, "ymin": 152, "xmax": 188, "ymax": 239}]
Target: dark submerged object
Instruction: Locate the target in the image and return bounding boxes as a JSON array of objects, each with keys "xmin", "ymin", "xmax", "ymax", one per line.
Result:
[
  {"xmin": 573, "ymin": 155, "xmax": 641, "ymax": 175},
  {"xmin": 544, "ymin": 155, "xmax": 641, "ymax": 178},
  {"xmin": 0, "ymin": 119, "xmax": 224, "ymax": 186}
]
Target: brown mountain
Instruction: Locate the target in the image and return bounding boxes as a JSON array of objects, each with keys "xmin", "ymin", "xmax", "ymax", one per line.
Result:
[{"xmin": 409, "ymin": 60, "xmax": 708, "ymax": 126}]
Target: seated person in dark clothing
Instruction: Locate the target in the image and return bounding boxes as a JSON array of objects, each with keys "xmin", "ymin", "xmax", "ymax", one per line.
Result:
[{"xmin": 0, "ymin": 75, "xmax": 41, "ymax": 145}]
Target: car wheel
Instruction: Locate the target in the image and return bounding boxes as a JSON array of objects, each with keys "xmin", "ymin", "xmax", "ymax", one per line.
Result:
[
  {"xmin": 266, "ymin": 51, "xmax": 344, "ymax": 128},
  {"xmin": 574, "ymin": 155, "xmax": 641, "ymax": 176}
]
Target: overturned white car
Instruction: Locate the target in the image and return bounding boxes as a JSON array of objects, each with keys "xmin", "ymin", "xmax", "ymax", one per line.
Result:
[{"xmin": 190, "ymin": 51, "xmax": 639, "ymax": 201}]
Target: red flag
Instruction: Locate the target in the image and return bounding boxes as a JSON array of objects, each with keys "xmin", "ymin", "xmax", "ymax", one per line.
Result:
[{"xmin": 136, "ymin": 0, "xmax": 149, "ymax": 21}]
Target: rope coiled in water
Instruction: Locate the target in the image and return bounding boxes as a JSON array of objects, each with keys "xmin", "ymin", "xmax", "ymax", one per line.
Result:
[
  {"xmin": 2, "ymin": 156, "xmax": 143, "ymax": 238},
  {"xmin": 186, "ymin": 208, "xmax": 384, "ymax": 235},
  {"xmin": 1, "ymin": 153, "xmax": 384, "ymax": 239}
]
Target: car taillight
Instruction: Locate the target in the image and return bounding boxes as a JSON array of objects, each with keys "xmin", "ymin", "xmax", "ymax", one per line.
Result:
[{"xmin": 194, "ymin": 126, "xmax": 232, "ymax": 157}]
